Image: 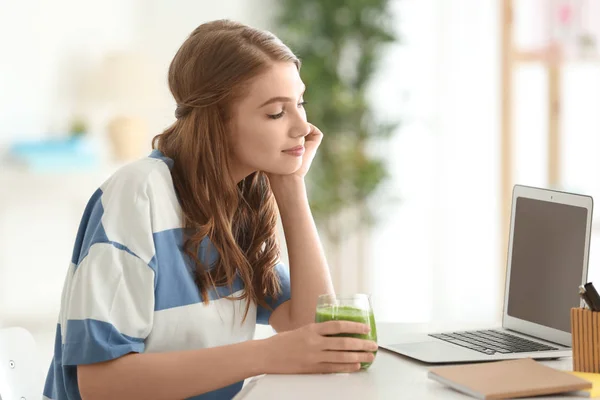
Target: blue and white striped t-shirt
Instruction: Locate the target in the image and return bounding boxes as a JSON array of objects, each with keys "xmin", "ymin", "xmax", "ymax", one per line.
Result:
[{"xmin": 43, "ymin": 150, "xmax": 291, "ymax": 400}]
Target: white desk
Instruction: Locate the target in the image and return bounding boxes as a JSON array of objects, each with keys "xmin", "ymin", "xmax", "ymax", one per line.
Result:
[{"xmin": 234, "ymin": 323, "xmax": 575, "ymax": 400}]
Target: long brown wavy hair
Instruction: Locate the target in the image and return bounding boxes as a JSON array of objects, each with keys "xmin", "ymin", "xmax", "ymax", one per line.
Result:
[{"xmin": 152, "ymin": 20, "xmax": 300, "ymax": 319}]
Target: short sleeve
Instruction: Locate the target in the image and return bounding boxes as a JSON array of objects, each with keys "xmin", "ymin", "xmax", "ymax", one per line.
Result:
[
  {"xmin": 256, "ymin": 262, "xmax": 291, "ymax": 325},
  {"xmin": 59, "ymin": 170, "xmax": 156, "ymax": 366}
]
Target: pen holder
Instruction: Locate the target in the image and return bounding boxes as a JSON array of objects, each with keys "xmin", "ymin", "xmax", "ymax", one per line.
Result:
[{"xmin": 571, "ymin": 307, "xmax": 600, "ymax": 372}]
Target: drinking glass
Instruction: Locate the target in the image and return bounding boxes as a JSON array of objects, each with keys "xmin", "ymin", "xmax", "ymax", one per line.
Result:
[{"xmin": 315, "ymin": 293, "xmax": 378, "ymax": 369}]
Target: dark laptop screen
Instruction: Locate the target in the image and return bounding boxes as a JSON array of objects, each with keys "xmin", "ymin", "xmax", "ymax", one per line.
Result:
[{"xmin": 506, "ymin": 196, "xmax": 588, "ymax": 333}]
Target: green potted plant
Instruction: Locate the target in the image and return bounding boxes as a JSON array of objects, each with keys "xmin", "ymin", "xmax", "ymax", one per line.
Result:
[
  {"xmin": 69, "ymin": 116, "xmax": 88, "ymax": 139},
  {"xmin": 276, "ymin": 0, "xmax": 399, "ymax": 271}
]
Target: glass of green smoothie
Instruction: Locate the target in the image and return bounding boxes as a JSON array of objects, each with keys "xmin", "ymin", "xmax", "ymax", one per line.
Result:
[{"xmin": 314, "ymin": 293, "xmax": 378, "ymax": 370}]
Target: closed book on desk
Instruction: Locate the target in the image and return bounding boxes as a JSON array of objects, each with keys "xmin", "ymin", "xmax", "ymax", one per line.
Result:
[{"xmin": 428, "ymin": 358, "xmax": 591, "ymax": 399}]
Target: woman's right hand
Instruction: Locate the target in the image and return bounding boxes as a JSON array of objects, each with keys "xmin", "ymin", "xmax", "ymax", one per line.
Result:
[{"xmin": 262, "ymin": 321, "xmax": 378, "ymax": 374}]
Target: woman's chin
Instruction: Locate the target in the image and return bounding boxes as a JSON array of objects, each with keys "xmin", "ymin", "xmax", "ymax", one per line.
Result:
[{"xmin": 266, "ymin": 161, "xmax": 302, "ymax": 176}]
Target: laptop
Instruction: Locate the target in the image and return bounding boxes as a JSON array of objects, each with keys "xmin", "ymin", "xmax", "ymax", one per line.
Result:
[{"xmin": 380, "ymin": 184, "xmax": 594, "ymax": 364}]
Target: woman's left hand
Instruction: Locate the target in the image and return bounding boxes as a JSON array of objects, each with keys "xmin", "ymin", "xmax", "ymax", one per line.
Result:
[
  {"xmin": 292, "ymin": 123, "xmax": 323, "ymax": 179},
  {"xmin": 267, "ymin": 123, "xmax": 322, "ymax": 194}
]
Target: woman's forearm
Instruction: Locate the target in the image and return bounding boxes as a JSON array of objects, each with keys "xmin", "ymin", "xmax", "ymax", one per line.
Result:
[
  {"xmin": 270, "ymin": 176, "xmax": 335, "ymax": 328},
  {"xmin": 77, "ymin": 338, "xmax": 267, "ymax": 400}
]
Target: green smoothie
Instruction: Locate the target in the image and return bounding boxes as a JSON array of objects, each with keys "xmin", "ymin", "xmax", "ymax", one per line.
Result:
[{"xmin": 315, "ymin": 305, "xmax": 378, "ymax": 369}]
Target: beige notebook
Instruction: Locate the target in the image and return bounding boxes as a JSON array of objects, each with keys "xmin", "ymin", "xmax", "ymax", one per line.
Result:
[{"xmin": 428, "ymin": 358, "xmax": 591, "ymax": 399}]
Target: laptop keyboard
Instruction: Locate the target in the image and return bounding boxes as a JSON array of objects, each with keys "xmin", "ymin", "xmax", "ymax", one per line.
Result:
[{"xmin": 429, "ymin": 330, "xmax": 559, "ymax": 355}]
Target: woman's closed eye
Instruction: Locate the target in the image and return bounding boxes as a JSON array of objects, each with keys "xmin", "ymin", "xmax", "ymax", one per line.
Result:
[{"xmin": 267, "ymin": 101, "xmax": 307, "ymax": 120}]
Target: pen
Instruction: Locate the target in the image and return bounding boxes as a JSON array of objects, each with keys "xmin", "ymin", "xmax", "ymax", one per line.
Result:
[
  {"xmin": 585, "ymin": 282, "xmax": 600, "ymax": 312},
  {"xmin": 579, "ymin": 285, "xmax": 595, "ymax": 310}
]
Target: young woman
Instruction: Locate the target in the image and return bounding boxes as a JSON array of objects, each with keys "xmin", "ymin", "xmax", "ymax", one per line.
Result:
[{"xmin": 43, "ymin": 19, "xmax": 377, "ymax": 400}]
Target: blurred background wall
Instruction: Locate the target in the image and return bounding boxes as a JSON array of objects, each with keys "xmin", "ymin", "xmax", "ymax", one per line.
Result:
[{"xmin": 1, "ymin": 0, "xmax": 600, "ymax": 393}]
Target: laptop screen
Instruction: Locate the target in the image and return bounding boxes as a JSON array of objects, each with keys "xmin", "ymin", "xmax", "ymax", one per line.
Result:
[{"xmin": 506, "ymin": 196, "xmax": 589, "ymax": 333}]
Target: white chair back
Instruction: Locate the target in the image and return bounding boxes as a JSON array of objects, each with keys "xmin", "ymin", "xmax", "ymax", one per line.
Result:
[{"xmin": 0, "ymin": 327, "xmax": 38, "ymax": 400}]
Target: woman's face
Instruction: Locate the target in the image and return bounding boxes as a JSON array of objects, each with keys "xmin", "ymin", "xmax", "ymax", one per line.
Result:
[{"xmin": 228, "ymin": 62, "xmax": 310, "ymax": 182}]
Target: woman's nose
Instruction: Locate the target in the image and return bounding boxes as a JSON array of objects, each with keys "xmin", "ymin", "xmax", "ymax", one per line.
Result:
[{"xmin": 292, "ymin": 120, "xmax": 311, "ymax": 138}]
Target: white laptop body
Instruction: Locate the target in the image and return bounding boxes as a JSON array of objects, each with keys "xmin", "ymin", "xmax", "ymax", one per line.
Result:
[{"xmin": 380, "ymin": 185, "xmax": 594, "ymax": 363}]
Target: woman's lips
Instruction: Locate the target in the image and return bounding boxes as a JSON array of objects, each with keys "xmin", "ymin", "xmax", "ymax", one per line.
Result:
[{"xmin": 282, "ymin": 146, "xmax": 305, "ymax": 156}]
